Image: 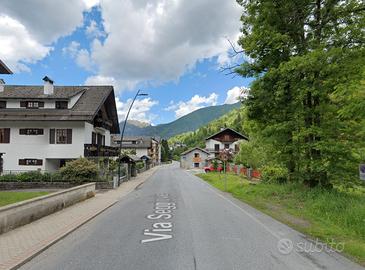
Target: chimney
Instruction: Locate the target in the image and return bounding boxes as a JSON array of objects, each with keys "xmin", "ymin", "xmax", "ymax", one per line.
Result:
[
  {"xmin": 43, "ymin": 76, "xmax": 54, "ymax": 95},
  {"xmin": 0, "ymin": 79, "xmax": 5, "ymax": 92}
]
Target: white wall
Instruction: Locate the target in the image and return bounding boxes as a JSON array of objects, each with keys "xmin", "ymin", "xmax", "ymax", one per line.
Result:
[{"xmin": 0, "ymin": 121, "xmax": 86, "ymax": 172}]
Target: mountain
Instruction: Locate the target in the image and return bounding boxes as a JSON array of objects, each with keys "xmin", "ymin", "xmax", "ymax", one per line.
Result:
[{"xmin": 119, "ymin": 102, "xmax": 241, "ymax": 138}]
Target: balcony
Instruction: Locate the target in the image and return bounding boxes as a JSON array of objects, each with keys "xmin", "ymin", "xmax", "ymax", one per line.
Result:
[
  {"xmin": 84, "ymin": 144, "xmax": 119, "ymax": 157},
  {"xmin": 94, "ymin": 118, "xmax": 113, "ymax": 130}
]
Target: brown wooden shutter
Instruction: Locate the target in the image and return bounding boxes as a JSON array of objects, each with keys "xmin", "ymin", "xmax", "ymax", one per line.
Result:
[
  {"xmin": 38, "ymin": 129, "xmax": 44, "ymax": 135},
  {"xmin": 18, "ymin": 159, "xmax": 26, "ymax": 165},
  {"xmin": 19, "ymin": 129, "xmax": 26, "ymax": 135},
  {"xmin": 4, "ymin": 128, "xmax": 10, "ymax": 143},
  {"xmin": 20, "ymin": 101, "xmax": 27, "ymax": 107},
  {"xmin": 38, "ymin": 101, "xmax": 44, "ymax": 107},
  {"xmin": 36, "ymin": 159, "xmax": 43, "ymax": 166},
  {"xmin": 49, "ymin": 129, "xmax": 55, "ymax": 144},
  {"xmin": 67, "ymin": 129, "xmax": 72, "ymax": 144}
]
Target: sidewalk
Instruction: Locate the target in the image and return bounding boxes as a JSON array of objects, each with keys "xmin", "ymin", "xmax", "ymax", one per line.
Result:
[{"xmin": 0, "ymin": 166, "xmax": 158, "ymax": 270}]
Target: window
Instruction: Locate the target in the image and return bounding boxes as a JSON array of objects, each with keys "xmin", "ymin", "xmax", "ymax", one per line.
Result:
[
  {"xmin": 92, "ymin": 132, "xmax": 97, "ymax": 144},
  {"xmin": 20, "ymin": 101, "xmax": 44, "ymax": 109},
  {"xmin": 214, "ymin": 144, "xmax": 220, "ymax": 151},
  {"xmin": 19, "ymin": 128, "xmax": 44, "ymax": 135},
  {"xmin": 0, "ymin": 128, "xmax": 10, "ymax": 143},
  {"xmin": 194, "ymin": 153, "xmax": 200, "ymax": 158},
  {"xmin": 224, "ymin": 144, "xmax": 230, "ymax": 149},
  {"xmin": 55, "ymin": 101, "xmax": 68, "ymax": 109},
  {"xmin": 0, "ymin": 101, "xmax": 6, "ymax": 108},
  {"xmin": 18, "ymin": 159, "xmax": 43, "ymax": 166},
  {"xmin": 194, "ymin": 163, "xmax": 200, "ymax": 168},
  {"xmin": 49, "ymin": 129, "xmax": 72, "ymax": 144},
  {"xmin": 132, "ymin": 141, "xmax": 137, "ymax": 144}
]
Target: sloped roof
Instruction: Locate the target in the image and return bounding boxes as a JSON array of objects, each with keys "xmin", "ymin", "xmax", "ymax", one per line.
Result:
[
  {"xmin": 180, "ymin": 147, "xmax": 210, "ymax": 156},
  {"xmin": 205, "ymin": 127, "xmax": 248, "ymax": 141},
  {"xmin": 0, "ymin": 60, "xmax": 12, "ymax": 74},
  {"xmin": 0, "ymin": 85, "xmax": 120, "ymax": 134}
]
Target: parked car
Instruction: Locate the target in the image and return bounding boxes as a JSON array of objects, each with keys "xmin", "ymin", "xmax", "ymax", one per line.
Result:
[{"xmin": 204, "ymin": 165, "xmax": 223, "ymax": 173}]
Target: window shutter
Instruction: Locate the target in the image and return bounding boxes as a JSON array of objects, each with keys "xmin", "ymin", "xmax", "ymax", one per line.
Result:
[
  {"xmin": 39, "ymin": 129, "xmax": 44, "ymax": 135},
  {"xmin": 36, "ymin": 159, "xmax": 43, "ymax": 166},
  {"xmin": 49, "ymin": 129, "xmax": 55, "ymax": 144},
  {"xmin": 38, "ymin": 102, "xmax": 44, "ymax": 107},
  {"xmin": 67, "ymin": 129, "xmax": 72, "ymax": 144},
  {"xmin": 20, "ymin": 101, "xmax": 27, "ymax": 107},
  {"xmin": 19, "ymin": 129, "xmax": 26, "ymax": 135},
  {"xmin": 4, "ymin": 128, "xmax": 10, "ymax": 143}
]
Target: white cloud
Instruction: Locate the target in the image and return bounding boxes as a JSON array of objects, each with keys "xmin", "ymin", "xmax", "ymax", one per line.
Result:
[
  {"xmin": 85, "ymin": 20, "xmax": 105, "ymax": 38},
  {"xmin": 0, "ymin": 15, "xmax": 51, "ymax": 72},
  {"xmin": 166, "ymin": 93, "xmax": 218, "ymax": 119},
  {"xmin": 85, "ymin": 75, "xmax": 137, "ymax": 92},
  {"xmin": 83, "ymin": 0, "xmax": 100, "ymax": 9},
  {"xmin": 62, "ymin": 41, "xmax": 80, "ymax": 57},
  {"xmin": 115, "ymin": 97, "xmax": 158, "ymax": 124},
  {"xmin": 0, "ymin": 0, "xmax": 89, "ymax": 71},
  {"xmin": 225, "ymin": 86, "xmax": 242, "ymax": 104},
  {"xmin": 88, "ymin": 0, "xmax": 242, "ymax": 91},
  {"xmin": 0, "ymin": 0, "xmax": 86, "ymax": 44}
]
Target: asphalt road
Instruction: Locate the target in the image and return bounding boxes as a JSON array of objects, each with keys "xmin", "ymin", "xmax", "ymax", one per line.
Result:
[{"xmin": 20, "ymin": 163, "xmax": 364, "ymax": 270}]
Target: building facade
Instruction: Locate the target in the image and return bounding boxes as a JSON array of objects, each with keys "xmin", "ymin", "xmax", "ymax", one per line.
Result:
[
  {"xmin": 180, "ymin": 147, "xmax": 210, "ymax": 169},
  {"xmin": 0, "ymin": 77, "xmax": 120, "ymax": 173},
  {"xmin": 111, "ymin": 136, "xmax": 161, "ymax": 165},
  {"xmin": 205, "ymin": 128, "xmax": 248, "ymax": 158}
]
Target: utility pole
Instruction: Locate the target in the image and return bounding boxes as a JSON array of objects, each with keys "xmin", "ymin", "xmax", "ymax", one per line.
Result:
[{"xmin": 117, "ymin": 90, "xmax": 148, "ymax": 185}]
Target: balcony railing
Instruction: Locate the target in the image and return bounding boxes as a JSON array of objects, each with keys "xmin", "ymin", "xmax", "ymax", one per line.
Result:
[
  {"xmin": 84, "ymin": 144, "xmax": 119, "ymax": 157},
  {"xmin": 94, "ymin": 118, "xmax": 113, "ymax": 130}
]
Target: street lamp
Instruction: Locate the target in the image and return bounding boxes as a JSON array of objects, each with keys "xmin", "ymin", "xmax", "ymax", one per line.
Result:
[{"xmin": 117, "ymin": 90, "xmax": 148, "ymax": 184}]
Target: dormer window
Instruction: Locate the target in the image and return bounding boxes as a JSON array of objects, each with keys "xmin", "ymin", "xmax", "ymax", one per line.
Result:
[
  {"xmin": 56, "ymin": 100, "xmax": 68, "ymax": 109},
  {"xmin": 20, "ymin": 101, "xmax": 44, "ymax": 109}
]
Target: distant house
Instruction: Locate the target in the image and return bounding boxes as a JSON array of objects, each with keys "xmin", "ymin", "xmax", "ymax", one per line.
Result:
[
  {"xmin": 0, "ymin": 76, "xmax": 120, "ymax": 173},
  {"xmin": 179, "ymin": 128, "xmax": 249, "ymax": 170},
  {"xmin": 205, "ymin": 128, "xmax": 248, "ymax": 158},
  {"xmin": 111, "ymin": 136, "xmax": 161, "ymax": 165},
  {"xmin": 180, "ymin": 147, "xmax": 210, "ymax": 169}
]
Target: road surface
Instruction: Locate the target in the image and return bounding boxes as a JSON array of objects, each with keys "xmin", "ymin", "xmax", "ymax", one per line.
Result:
[{"xmin": 20, "ymin": 163, "xmax": 363, "ymax": 270}]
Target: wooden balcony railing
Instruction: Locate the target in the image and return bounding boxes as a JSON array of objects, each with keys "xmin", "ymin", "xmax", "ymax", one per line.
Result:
[{"xmin": 84, "ymin": 144, "xmax": 119, "ymax": 157}]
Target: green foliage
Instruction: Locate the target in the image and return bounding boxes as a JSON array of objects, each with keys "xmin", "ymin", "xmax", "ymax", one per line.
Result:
[
  {"xmin": 161, "ymin": 139, "xmax": 171, "ymax": 162},
  {"xmin": 261, "ymin": 165, "xmax": 288, "ymax": 184},
  {"xmin": 212, "ymin": 159, "xmax": 218, "ymax": 170},
  {"xmin": 59, "ymin": 158, "xmax": 98, "ymax": 182},
  {"xmin": 234, "ymin": 0, "xmax": 365, "ymax": 187}
]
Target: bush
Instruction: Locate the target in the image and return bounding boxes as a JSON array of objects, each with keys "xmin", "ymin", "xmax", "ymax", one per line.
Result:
[
  {"xmin": 261, "ymin": 164, "xmax": 288, "ymax": 184},
  {"xmin": 60, "ymin": 158, "xmax": 98, "ymax": 182}
]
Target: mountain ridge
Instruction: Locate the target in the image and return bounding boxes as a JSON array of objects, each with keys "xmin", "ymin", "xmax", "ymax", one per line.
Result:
[{"xmin": 119, "ymin": 103, "xmax": 240, "ymax": 138}]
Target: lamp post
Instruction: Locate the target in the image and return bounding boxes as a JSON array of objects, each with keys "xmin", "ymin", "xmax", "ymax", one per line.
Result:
[{"xmin": 117, "ymin": 90, "xmax": 148, "ymax": 185}]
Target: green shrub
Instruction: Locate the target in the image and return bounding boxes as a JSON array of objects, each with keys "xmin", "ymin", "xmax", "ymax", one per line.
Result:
[
  {"xmin": 261, "ymin": 165, "xmax": 288, "ymax": 184},
  {"xmin": 60, "ymin": 158, "xmax": 98, "ymax": 182}
]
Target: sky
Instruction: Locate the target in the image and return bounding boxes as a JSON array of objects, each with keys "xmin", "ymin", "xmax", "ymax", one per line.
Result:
[{"xmin": 0, "ymin": 0, "xmax": 252, "ymax": 125}]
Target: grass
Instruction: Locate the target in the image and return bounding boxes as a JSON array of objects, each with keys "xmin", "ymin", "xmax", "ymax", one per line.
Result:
[
  {"xmin": 198, "ymin": 172, "xmax": 365, "ymax": 265},
  {"xmin": 0, "ymin": 191, "xmax": 49, "ymax": 207}
]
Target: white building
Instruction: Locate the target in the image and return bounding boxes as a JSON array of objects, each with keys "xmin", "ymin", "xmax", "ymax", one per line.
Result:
[
  {"xmin": 111, "ymin": 136, "xmax": 161, "ymax": 165},
  {"xmin": 0, "ymin": 77, "xmax": 120, "ymax": 173},
  {"xmin": 205, "ymin": 128, "xmax": 248, "ymax": 158},
  {"xmin": 179, "ymin": 128, "xmax": 249, "ymax": 169}
]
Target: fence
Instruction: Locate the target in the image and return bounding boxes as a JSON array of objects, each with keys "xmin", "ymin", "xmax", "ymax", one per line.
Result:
[{"xmin": 223, "ymin": 163, "xmax": 261, "ymax": 180}]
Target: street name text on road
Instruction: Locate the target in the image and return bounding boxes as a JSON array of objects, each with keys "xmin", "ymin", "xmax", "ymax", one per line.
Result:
[{"xmin": 141, "ymin": 193, "xmax": 176, "ymax": 243}]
